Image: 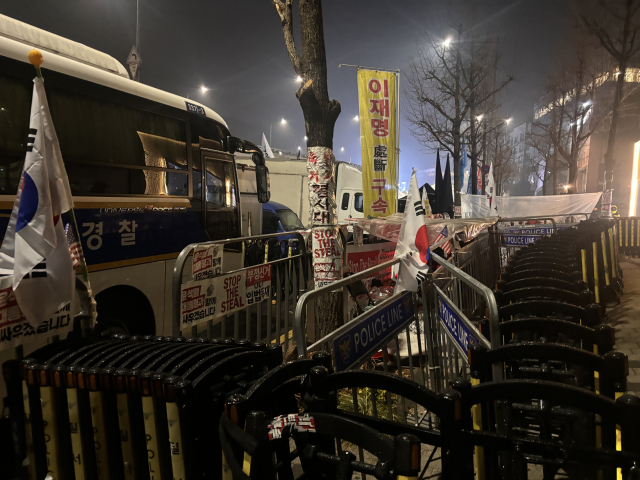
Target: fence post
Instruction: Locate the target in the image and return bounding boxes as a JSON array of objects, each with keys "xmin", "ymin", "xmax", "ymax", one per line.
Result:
[{"xmin": 438, "ymin": 388, "xmax": 474, "ymax": 480}]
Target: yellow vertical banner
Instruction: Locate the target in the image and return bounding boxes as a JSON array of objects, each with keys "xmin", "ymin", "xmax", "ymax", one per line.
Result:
[{"xmin": 358, "ymin": 69, "xmax": 397, "ymax": 218}]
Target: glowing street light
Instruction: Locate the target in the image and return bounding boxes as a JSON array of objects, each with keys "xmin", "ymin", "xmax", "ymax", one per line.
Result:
[
  {"xmin": 304, "ymin": 136, "xmax": 308, "ymax": 141},
  {"xmin": 354, "ymin": 115, "xmax": 359, "ymax": 121},
  {"xmin": 476, "ymin": 114, "xmax": 484, "ymax": 121},
  {"xmin": 443, "ymin": 37, "xmax": 452, "ymax": 48},
  {"xmin": 563, "ymin": 185, "xmax": 569, "ymax": 193},
  {"xmin": 505, "ymin": 118, "xmax": 512, "ymax": 125},
  {"xmin": 200, "ymin": 86, "xmax": 208, "ymax": 93},
  {"xmin": 270, "ymin": 118, "xmax": 287, "ymax": 145},
  {"xmin": 341, "ymin": 147, "xmax": 345, "ymax": 152},
  {"xmin": 296, "ymin": 76, "xmax": 303, "ymax": 82}
]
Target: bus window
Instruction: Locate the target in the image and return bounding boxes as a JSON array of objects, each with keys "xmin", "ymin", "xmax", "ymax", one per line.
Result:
[
  {"xmin": 49, "ymin": 88, "xmax": 188, "ymax": 169},
  {"xmin": 65, "ymin": 164, "xmax": 189, "ymax": 196},
  {"xmin": 0, "ymin": 74, "xmax": 31, "ymax": 194},
  {"xmin": 205, "ymin": 158, "xmax": 239, "ymax": 240}
]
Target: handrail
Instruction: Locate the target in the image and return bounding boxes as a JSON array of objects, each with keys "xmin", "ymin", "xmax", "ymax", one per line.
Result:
[
  {"xmin": 293, "ymin": 256, "xmax": 403, "ymax": 358},
  {"xmin": 172, "ymin": 231, "xmax": 307, "ymax": 337}
]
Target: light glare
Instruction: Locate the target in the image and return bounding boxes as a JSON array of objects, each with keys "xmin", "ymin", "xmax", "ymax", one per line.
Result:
[
  {"xmin": 630, "ymin": 141, "xmax": 640, "ymax": 216},
  {"xmin": 281, "ymin": 118, "xmax": 286, "ymax": 125},
  {"xmin": 200, "ymin": 86, "xmax": 208, "ymax": 93}
]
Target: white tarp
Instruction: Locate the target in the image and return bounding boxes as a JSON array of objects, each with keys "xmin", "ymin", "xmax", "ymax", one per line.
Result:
[{"xmin": 461, "ymin": 193, "xmax": 602, "ymax": 219}]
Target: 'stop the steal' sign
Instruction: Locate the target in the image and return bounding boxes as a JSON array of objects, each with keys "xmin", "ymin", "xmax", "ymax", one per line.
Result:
[
  {"xmin": 436, "ymin": 291, "xmax": 481, "ymax": 357},
  {"xmin": 333, "ymin": 292, "xmax": 414, "ymax": 371}
]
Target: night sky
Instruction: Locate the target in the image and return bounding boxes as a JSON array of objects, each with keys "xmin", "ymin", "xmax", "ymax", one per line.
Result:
[{"xmin": 2, "ymin": 0, "xmax": 574, "ymax": 187}]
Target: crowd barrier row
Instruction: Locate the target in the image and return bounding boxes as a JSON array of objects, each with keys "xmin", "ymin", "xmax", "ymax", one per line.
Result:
[{"xmin": 3, "ymin": 218, "xmax": 638, "ymax": 479}]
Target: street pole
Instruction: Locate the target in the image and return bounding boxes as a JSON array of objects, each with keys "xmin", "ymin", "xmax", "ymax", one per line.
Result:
[{"xmin": 136, "ymin": 0, "xmax": 141, "ymax": 83}]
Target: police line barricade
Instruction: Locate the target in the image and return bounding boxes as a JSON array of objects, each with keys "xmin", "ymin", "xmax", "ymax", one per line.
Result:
[
  {"xmin": 3, "ymin": 333, "xmax": 288, "ymax": 480},
  {"xmin": 423, "ymin": 251, "xmax": 500, "ymax": 393},
  {"xmin": 172, "ymin": 232, "xmax": 310, "ymax": 351},
  {"xmin": 496, "ymin": 218, "xmax": 622, "ymax": 307},
  {"xmin": 617, "ymin": 216, "xmax": 640, "ymax": 257},
  {"xmin": 451, "ymin": 378, "xmax": 640, "ymax": 480},
  {"xmin": 490, "ymin": 216, "xmax": 558, "ymax": 270},
  {"xmin": 218, "ymin": 356, "xmax": 640, "ymax": 480},
  {"xmin": 220, "ymin": 357, "xmax": 466, "ymax": 479},
  {"xmin": 450, "ymin": 232, "xmax": 496, "ymax": 290}
]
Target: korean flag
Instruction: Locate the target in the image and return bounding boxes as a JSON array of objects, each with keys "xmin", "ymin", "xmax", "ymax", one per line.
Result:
[
  {"xmin": 393, "ymin": 169, "xmax": 430, "ymax": 294},
  {"xmin": 0, "ymin": 77, "xmax": 75, "ymax": 326}
]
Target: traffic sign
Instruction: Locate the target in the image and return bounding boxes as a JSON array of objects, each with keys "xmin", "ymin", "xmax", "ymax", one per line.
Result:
[{"xmin": 126, "ymin": 45, "xmax": 142, "ymax": 65}]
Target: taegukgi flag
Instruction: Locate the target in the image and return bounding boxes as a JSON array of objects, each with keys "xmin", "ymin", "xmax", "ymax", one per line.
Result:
[
  {"xmin": 0, "ymin": 76, "xmax": 75, "ymax": 326},
  {"xmin": 394, "ymin": 169, "xmax": 430, "ymax": 294}
]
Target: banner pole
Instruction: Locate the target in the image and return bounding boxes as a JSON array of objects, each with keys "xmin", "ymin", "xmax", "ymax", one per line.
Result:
[{"xmin": 396, "ymin": 70, "xmax": 401, "ymax": 211}]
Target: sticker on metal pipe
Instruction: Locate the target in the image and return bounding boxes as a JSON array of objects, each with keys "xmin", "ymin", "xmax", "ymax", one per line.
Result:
[{"xmin": 437, "ymin": 293, "xmax": 479, "ymax": 357}]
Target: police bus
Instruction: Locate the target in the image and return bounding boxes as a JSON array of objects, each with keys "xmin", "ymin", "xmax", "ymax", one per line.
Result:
[{"xmin": 0, "ymin": 15, "xmax": 269, "ymax": 342}]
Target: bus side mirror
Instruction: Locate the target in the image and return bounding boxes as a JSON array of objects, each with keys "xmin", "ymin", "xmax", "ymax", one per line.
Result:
[{"xmin": 256, "ymin": 164, "xmax": 270, "ymax": 203}]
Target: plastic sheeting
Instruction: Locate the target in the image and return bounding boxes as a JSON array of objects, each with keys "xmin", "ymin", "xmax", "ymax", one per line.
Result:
[
  {"xmin": 461, "ymin": 192, "xmax": 602, "ymax": 219},
  {"xmin": 348, "ymin": 213, "xmax": 497, "ymax": 246}
]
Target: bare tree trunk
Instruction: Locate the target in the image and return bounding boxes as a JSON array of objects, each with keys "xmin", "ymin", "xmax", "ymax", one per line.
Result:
[{"xmin": 272, "ymin": 0, "xmax": 343, "ymax": 342}]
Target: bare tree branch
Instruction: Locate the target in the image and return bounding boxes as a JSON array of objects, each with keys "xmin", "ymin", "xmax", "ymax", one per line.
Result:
[{"xmin": 271, "ymin": 0, "xmax": 301, "ymax": 74}]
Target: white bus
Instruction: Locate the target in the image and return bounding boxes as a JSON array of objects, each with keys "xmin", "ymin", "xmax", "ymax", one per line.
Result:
[{"xmin": 0, "ymin": 15, "xmax": 268, "ymax": 343}]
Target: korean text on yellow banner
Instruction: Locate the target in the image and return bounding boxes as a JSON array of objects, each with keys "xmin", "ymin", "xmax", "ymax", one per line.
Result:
[{"xmin": 358, "ymin": 69, "xmax": 397, "ymax": 218}]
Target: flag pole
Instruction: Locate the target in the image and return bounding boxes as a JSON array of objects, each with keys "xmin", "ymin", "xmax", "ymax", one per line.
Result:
[{"xmin": 28, "ymin": 49, "xmax": 97, "ymax": 336}]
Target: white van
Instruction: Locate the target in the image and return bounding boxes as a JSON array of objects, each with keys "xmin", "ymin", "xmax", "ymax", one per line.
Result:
[{"xmin": 235, "ymin": 155, "xmax": 363, "ymax": 227}]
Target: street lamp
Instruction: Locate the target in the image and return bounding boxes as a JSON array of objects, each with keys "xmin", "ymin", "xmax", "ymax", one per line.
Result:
[
  {"xmin": 443, "ymin": 37, "xmax": 452, "ymax": 48},
  {"xmin": 476, "ymin": 115, "xmax": 484, "ymax": 121},
  {"xmin": 186, "ymin": 86, "xmax": 209, "ymax": 99},
  {"xmin": 296, "ymin": 76, "xmax": 303, "ymax": 82},
  {"xmin": 304, "ymin": 136, "xmax": 308, "ymax": 141},
  {"xmin": 341, "ymin": 147, "xmax": 345, "ymax": 152},
  {"xmin": 270, "ymin": 119, "xmax": 287, "ymax": 146},
  {"xmin": 354, "ymin": 115, "xmax": 359, "ymax": 121}
]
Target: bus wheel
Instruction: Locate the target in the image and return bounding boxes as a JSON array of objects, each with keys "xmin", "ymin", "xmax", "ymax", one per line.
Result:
[{"xmin": 95, "ymin": 286, "xmax": 156, "ymax": 336}]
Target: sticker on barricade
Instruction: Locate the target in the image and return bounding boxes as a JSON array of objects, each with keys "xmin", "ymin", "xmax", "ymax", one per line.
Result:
[
  {"xmin": 331, "ymin": 292, "xmax": 414, "ymax": 371},
  {"xmin": 267, "ymin": 414, "xmax": 316, "ymax": 440},
  {"xmin": 436, "ymin": 288, "xmax": 488, "ymax": 357},
  {"xmin": 192, "ymin": 244, "xmax": 222, "ymax": 280},
  {"xmin": 0, "ymin": 275, "xmax": 74, "ymax": 352},
  {"xmin": 246, "ymin": 265, "xmax": 272, "ymax": 305},
  {"xmin": 500, "ymin": 234, "xmax": 539, "ymax": 246},
  {"xmin": 181, "ymin": 267, "xmax": 273, "ymax": 327}
]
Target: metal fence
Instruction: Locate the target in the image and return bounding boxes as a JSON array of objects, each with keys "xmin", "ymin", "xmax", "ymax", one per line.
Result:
[
  {"xmin": 293, "ymin": 239, "xmax": 500, "ymax": 395},
  {"xmin": 171, "ymin": 232, "xmax": 310, "ymax": 352}
]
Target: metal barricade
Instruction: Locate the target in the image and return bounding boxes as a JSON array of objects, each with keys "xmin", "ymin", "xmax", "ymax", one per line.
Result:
[
  {"xmin": 490, "ymin": 216, "xmax": 558, "ymax": 269},
  {"xmin": 617, "ymin": 216, "xmax": 640, "ymax": 256},
  {"xmin": 424, "ymin": 252, "xmax": 499, "ymax": 393},
  {"xmin": 293, "ymin": 247, "xmax": 501, "ymax": 392},
  {"xmin": 172, "ymin": 232, "xmax": 310, "ymax": 351}
]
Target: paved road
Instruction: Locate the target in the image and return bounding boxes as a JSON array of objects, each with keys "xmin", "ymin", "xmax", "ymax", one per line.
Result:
[{"xmin": 608, "ymin": 258, "xmax": 640, "ymax": 395}]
